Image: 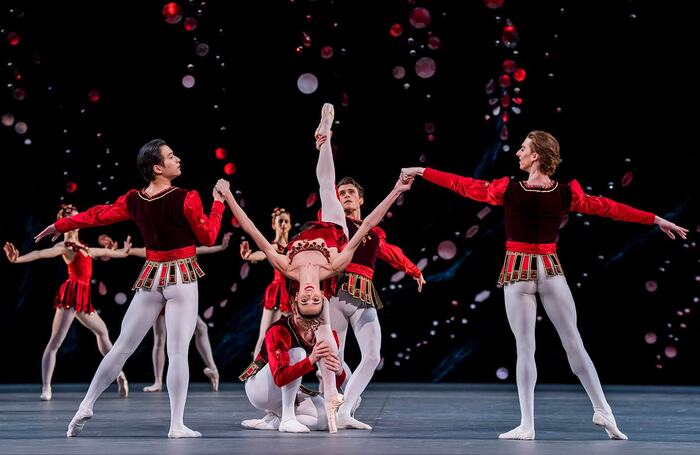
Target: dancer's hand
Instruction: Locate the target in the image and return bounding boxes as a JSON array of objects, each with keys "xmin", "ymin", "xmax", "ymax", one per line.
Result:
[
  {"xmin": 400, "ymin": 167, "xmax": 425, "ymax": 179},
  {"xmin": 309, "ymin": 340, "xmax": 330, "ymax": 364},
  {"xmin": 240, "ymin": 240, "xmax": 252, "ymax": 259},
  {"xmin": 34, "ymin": 224, "xmax": 60, "ymax": 243},
  {"xmin": 324, "ymin": 353, "xmax": 342, "ymax": 375},
  {"xmin": 221, "ymin": 232, "xmax": 233, "ymax": 250},
  {"xmin": 214, "ymin": 178, "xmax": 231, "ymax": 201},
  {"xmin": 414, "ymin": 273, "xmax": 426, "ymax": 292},
  {"xmin": 121, "ymin": 235, "xmax": 132, "ymax": 254},
  {"xmin": 654, "ymin": 217, "xmax": 688, "ymax": 240},
  {"xmin": 3, "ymin": 242, "xmax": 19, "ymax": 262},
  {"xmin": 315, "ymin": 133, "xmax": 330, "ymax": 151},
  {"xmin": 394, "ymin": 175, "xmax": 414, "ymax": 193}
]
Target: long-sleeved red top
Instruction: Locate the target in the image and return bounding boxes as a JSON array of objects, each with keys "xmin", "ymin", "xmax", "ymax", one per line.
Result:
[
  {"xmin": 422, "ymin": 167, "xmax": 655, "ymax": 251},
  {"xmin": 258, "ymin": 317, "xmax": 346, "ymax": 388},
  {"xmin": 54, "ymin": 187, "xmax": 225, "ymax": 254},
  {"xmin": 344, "ymin": 217, "xmax": 421, "ymax": 280}
]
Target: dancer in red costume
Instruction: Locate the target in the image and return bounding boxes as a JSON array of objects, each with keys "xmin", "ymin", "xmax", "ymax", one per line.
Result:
[
  {"xmin": 401, "ymin": 130, "xmax": 688, "ymax": 441},
  {"xmin": 4, "ymin": 205, "xmax": 131, "ymax": 402},
  {"xmin": 240, "ymin": 207, "xmax": 293, "ymax": 358},
  {"xmin": 314, "ymin": 175, "xmax": 425, "ymax": 430},
  {"xmin": 217, "ymin": 103, "xmax": 412, "ymax": 432},
  {"xmin": 239, "ymin": 296, "xmax": 346, "ymax": 433},
  {"xmin": 101, "ymin": 232, "xmax": 232, "ymax": 392},
  {"xmin": 35, "ymin": 139, "xmax": 226, "ymax": 438}
]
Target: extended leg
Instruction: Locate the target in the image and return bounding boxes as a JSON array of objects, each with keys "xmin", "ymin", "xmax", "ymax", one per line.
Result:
[{"xmin": 41, "ymin": 308, "xmax": 77, "ymax": 401}]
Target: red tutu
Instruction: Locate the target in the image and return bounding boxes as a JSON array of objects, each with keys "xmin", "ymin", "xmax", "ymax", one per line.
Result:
[
  {"xmin": 54, "ymin": 279, "xmax": 95, "ymax": 314},
  {"xmin": 53, "ymin": 245, "xmax": 95, "ymax": 314},
  {"xmin": 261, "ymin": 270, "xmax": 291, "ymax": 312}
]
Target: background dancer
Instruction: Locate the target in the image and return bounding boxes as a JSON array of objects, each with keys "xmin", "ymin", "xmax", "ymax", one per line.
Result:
[
  {"xmin": 240, "ymin": 207, "xmax": 293, "ymax": 358},
  {"xmin": 4, "ymin": 205, "xmax": 131, "ymax": 402}
]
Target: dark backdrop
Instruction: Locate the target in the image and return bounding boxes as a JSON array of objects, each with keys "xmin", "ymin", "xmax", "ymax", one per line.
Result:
[{"xmin": 1, "ymin": 0, "xmax": 697, "ymax": 385}]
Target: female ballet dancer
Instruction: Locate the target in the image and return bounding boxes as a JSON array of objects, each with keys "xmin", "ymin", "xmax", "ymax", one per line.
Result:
[
  {"xmin": 217, "ymin": 103, "xmax": 412, "ymax": 432},
  {"xmin": 3, "ymin": 204, "xmax": 131, "ymax": 401},
  {"xmin": 240, "ymin": 207, "xmax": 293, "ymax": 358},
  {"xmin": 401, "ymin": 130, "xmax": 688, "ymax": 440}
]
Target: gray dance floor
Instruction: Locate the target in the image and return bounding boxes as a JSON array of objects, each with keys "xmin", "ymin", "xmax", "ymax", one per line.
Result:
[{"xmin": 1, "ymin": 382, "xmax": 699, "ymax": 455}]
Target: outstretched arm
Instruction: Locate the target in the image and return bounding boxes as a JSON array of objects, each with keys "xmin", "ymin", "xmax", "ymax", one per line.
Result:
[
  {"xmin": 196, "ymin": 232, "xmax": 232, "ymax": 255},
  {"xmin": 568, "ymin": 180, "xmax": 688, "ymax": 240},
  {"xmin": 402, "ymin": 166, "xmax": 509, "ymax": 206},
  {"xmin": 35, "ymin": 191, "xmax": 134, "ymax": 243},
  {"xmin": 240, "ymin": 240, "xmax": 267, "ymax": 263},
  {"xmin": 330, "ymin": 176, "xmax": 412, "ymax": 273},
  {"xmin": 216, "ymin": 180, "xmax": 289, "ymax": 273},
  {"xmin": 90, "ymin": 236, "xmax": 132, "ymax": 258},
  {"xmin": 375, "ymin": 227, "xmax": 425, "ymax": 292},
  {"xmin": 4, "ymin": 241, "xmax": 69, "ymax": 263}
]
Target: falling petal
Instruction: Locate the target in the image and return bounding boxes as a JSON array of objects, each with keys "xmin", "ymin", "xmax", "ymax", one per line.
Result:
[
  {"xmin": 306, "ymin": 192, "xmax": 317, "ymax": 207},
  {"xmin": 465, "ymin": 225, "xmax": 479, "ymax": 238},
  {"xmin": 240, "ymin": 263, "xmax": 250, "ymax": 279},
  {"xmin": 203, "ymin": 306, "xmax": 214, "ymax": 319},
  {"xmin": 114, "ymin": 292, "xmax": 127, "ymax": 305},
  {"xmin": 644, "ymin": 332, "xmax": 657, "ymax": 344}
]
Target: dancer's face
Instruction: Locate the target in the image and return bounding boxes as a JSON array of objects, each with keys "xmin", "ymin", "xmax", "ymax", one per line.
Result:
[
  {"xmin": 156, "ymin": 146, "xmax": 182, "ymax": 180},
  {"xmin": 297, "ymin": 284, "xmax": 323, "ymax": 316},
  {"xmin": 273, "ymin": 213, "xmax": 291, "ymax": 234},
  {"xmin": 338, "ymin": 183, "xmax": 363, "ymax": 213},
  {"xmin": 516, "ymin": 138, "xmax": 538, "ymax": 173}
]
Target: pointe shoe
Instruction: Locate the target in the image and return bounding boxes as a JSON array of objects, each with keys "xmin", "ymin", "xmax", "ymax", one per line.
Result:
[
  {"xmin": 143, "ymin": 382, "xmax": 163, "ymax": 392},
  {"xmin": 337, "ymin": 414, "xmax": 372, "ymax": 430},
  {"xmin": 593, "ymin": 410, "xmax": 628, "ymax": 440},
  {"xmin": 315, "ymin": 103, "xmax": 335, "ymax": 138},
  {"xmin": 168, "ymin": 427, "xmax": 202, "ymax": 438},
  {"xmin": 278, "ymin": 418, "xmax": 311, "ymax": 433},
  {"xmin": 67, "ymin": 408, "xmax": 93, "ymax": 437},
  {"xmin": 40, "ymin": 387, "xmax": 52, "ymax": 401},
  {"xmin": 117, "ymin": 372, "xmax": 129, "ymax": 398},
  {"xmin": 325, "ymin": 394, "xmax": 344, "ymax": 434},
  {"xmin": 242, "ymin": 414, "xmax": 280, "ymax": 430},
  {"xmin": 498, "ymin": 425, "xmax": 535, "ymax": 440},
  {"xmin": 203, "ymin": 367, "xmax": 220, "ymax": 392}
]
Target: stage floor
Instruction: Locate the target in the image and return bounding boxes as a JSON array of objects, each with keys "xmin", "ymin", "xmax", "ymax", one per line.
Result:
[{"xmin": 1, "ymin": 383, "xmax": 698, "ymax": 454}]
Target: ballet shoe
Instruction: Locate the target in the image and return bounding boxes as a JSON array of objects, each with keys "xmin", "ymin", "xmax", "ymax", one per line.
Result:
[
  {"xmin": 168, "ymin": 426, "xmax": 202, "ymax": 438},
  {"xmin": 40, "ymin": 387, "xmax": 52, "ymax": 401},
  {"xmin": 337, "ymin": 414, "xmax": 372, "ymax": 430},
  {"xmin": 325, "ymin": 394, "xmax": 344, "ymax": 434},
  {"xmin": 315, "ymin": 103, "xmax": 335, "ymax": 138},
  {"xmin": 117, "ymin": 372, "xmax": 129, "ymax": 398},
  {"xmin": 593, "ymin": 410, "xmax": 628, "ymax": 440},
  {"xmin": 143, "ymin": 382, "xmax": 163, "ymax": 392},
  {"xmin": 242, "ymin": 414, "xmax": 280, "ymax": 430},
  {"xmin": 278, "ymin": 418, "xmax": 310, "ymax": 433},
  {"xmin": 203, "ymin": 367, "xmax": 219, "ymax": 392},
  {"xmin": 67, "ymin": 408, "xmax": 93, "ymax": 437},
  {"xmin": 498, "ymin": 425, "xmax": 535, "ymax": 440}
]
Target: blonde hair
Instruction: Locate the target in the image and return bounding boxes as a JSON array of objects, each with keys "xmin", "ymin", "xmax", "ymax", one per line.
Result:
[{"xmin": 527, "ymin": 130, "xmax": 561, "ymax": 176}]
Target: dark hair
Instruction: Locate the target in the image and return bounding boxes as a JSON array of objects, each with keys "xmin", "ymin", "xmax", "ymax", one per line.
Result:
[
  {"xmin": 137, "ymin": 139, "xmax": 167, "ymax": 182},
  {"xmin": 337, "ymin": 176, "xmax": 364, "ymax": 198},
  {"xmin": 56, "ymin": 204, "xmax": 77, "ymax": 221},
  {"xmin": 526, "ymin": 131, "xmax": 561, "ymax": 176}
]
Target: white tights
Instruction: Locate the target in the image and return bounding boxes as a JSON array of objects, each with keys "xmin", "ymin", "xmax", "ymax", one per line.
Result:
[
  {"xmin": 245, "ymin": 347, "xmax": 328, "ymax": 430},
  {"xmin": 329, "ymin": 295, "xmax": 381, "ymax": 418},
  {"xmin": 503, "ymin": 256, "xmax": 612, "ymax": 433},
  {"xmin": 75, "ymin": 271, "xmax": 199, "ymax": 434}
]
